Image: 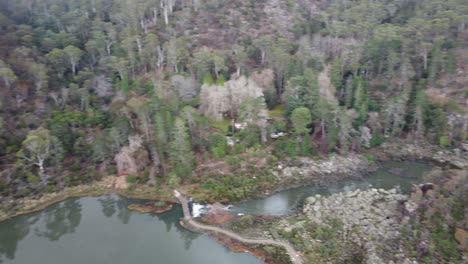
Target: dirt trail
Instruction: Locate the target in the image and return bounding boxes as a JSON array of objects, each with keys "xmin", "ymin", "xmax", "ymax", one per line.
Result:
[{"xmin": 174, "ymin": 190, "xmax": 303, "ymax": 264}]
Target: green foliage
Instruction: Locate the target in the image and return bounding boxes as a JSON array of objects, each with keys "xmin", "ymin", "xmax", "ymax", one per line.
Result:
[
  {"xmin": 430, "ymin": 213, "xmax": 460, "ymax": 261},
  {"xmin": 272, "ymin": 120, "xmax": 287, "ymax": 132},
  {"xmin": 284, "ymin": 69, "xmax": 319, "ymax": 116},
  {"xmin": 238, "ymin": 124, "xmax": 261, "ymax": 147},
  {"xmin": 451, "ymin": 200, "xmax": 464, "ymax": 221},
  {"xmin": 369, "ymin": 133, "xmax": 385, "ymax": 148},
  {"xmin": 210, "ymin": 118, "xmax": 231, "ymax": 133},
  {"xmin": 120, "ymin": 77, "xmax": 130, "ymax": 94},
  {"xmin": 27, "ymin": 175, "xmax": 41, "ymax": 185},
  {"xmin": 0, "ymin": 180, "xmax": 6, "ymax": 192},
  {"xmin": 126, "ymin": 175, "xmax": 138, "ymax": 184},
  {"xmin": 0, "ymin": 0, "xmax": 466, "ymax": 207},
  {"xmin": 438, "ymin": 135, "xmax": 451, "ymax": 147},
  {"xmin": 225, "ymin": 155, "xmax": 242, "ymax": 168},
  {"xmin": 203, "ymin": 73, "xmax": 214, "ymax": 85},
  {"xmin": 425, "ymin": 105, "xmax": 448, "ymax": 141},
  {"xmin": 291, "ymin": 107, "xmax": 312, "ymax": 135},
  {"xmin": 273, "ymin": 138, "xmax": 297, "ymax": 158},
  {"xmin": 330, "ymin": 58, "xmax": 343, "ymax": 89},
  {"xmin": 169, "ymin": 118, "xmax": 194, "ymax": 172},
  {"xmin": 200, "ymin": 173, "xmax": 274, "ymax": 202},
  {"xmin": 268, "ymin": 105, "xmax": 286, "ymax": 119},
  {"xmin": 216, "ymin": 75, "xmax": 225, "ymax": 86},
  {"xmin": 141, "ymin": 169, "xmax": 150, "ymax": 184},
  {"xmin": 209, "ymin": 133, "xmax": 227, "ymax": 160},
  {"xmin": 168, "ymin": 173, "xmax": 181, "ymax": 188}
]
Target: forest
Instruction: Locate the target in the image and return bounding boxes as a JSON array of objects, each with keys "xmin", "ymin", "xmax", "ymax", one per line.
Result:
[{"xmin": 0, "ymin": 0, "xmax": 466, "ymax": 198}]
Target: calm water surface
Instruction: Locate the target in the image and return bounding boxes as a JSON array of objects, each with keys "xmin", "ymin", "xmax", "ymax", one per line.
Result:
[
  {"xmin": 0, "ymin": 196, "xmax": 260, "ymax": 264},
  {"xmin": 231, "ymin": 161, "xmax": 432, "ymax": 216},
  {"xmin": 0, "ymin": 161, "xmax": 432, "ymax": 263}
]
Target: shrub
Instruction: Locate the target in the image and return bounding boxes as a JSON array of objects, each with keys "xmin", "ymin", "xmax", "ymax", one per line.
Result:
[
  {"xmin": 203, "ymin": 74, "xmax": 213, "ymax": 85},
  {"xmin": 0, "ymin": 180, "xmax": 7, "ymax": 191},
  {"xmin": 168, "ymin": 173, "xmax": 181, "ymax": 188},
  {"xmin": 140, "ymin": 169, "xmax": 149, "ymax": 183},
  {"xmin": 369, "ymin": 133, "xmax": 385, "ymax": 147},
  {"xmin": 27, "ymin": 175, "xmax": 41, "ymax": 185},
  {"xmin": 439, "ymin": 135, "xmax": 451, "ymax": 147},
  {"xmin": 126, "ymin": 175, "xmax": 138, "ymax": 184}
]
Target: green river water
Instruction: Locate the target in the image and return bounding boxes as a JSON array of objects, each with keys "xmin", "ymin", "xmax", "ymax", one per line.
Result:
[
  {"xmin": 0, "ymin": 161, "xmax": 431, "ymax": 264},
  {"xmin": 0, "ymin": 196, "xmax": 260, "ymax": 264}
]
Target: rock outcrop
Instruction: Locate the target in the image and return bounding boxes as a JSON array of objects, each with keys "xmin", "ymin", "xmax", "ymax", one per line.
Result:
[
  {"xmin": 303, "ymin": 189, "xmax": 407, "ymax": 264},
  {"xmin": 273, "ymin": 154, "xmax": 374, "ymax": 185},
  {"xmin": 381, "ymin": 140, "xmax": 468, "ymax": 169}
]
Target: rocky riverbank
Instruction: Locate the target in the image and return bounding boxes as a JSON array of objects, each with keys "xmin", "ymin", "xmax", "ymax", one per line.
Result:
[
  {"xmin": 379, "ymin": 139, "xmax": 467, "ymax": 169},
  {"xmin": 267, "ymin": 165, "xmax": 467, "ymax": 263},
  {"xmin": 272, "ymin": 139, "xmax": 467, "ymax": 191},
  {"xmin": 301, "ymin": 188, "xmax": 407, "ymax": 263},
  {"xmin": 271, "ymin": 154, "xmax": 376, "ymax": 188}
]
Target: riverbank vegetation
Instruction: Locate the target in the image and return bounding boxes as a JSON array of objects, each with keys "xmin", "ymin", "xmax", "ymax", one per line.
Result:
[
  {"xmin": 0, "ymin": 0, "xmax": 466, "ymax": 262},
  {"xmin": 0, "ymin": 0, "xmax": 467, "ymax": 202},
  {"xmin": 217, "ymin": 167, "xmax": 467, "ymax": 263}
]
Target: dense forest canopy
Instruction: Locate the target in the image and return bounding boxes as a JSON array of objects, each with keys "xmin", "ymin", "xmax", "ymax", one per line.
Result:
[
  {"xmin": 0, "ymin": 0, "xmax": 466, "ymax": 195},
  {"xmin": 0, "ymin": 1, "xmax": 467, "ymax": 263}
]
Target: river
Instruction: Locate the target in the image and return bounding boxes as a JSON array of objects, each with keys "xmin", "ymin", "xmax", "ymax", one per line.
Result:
[
  {"xmin": 0, "ymin": 161, "xmax": 431, "ymax": 264},
  {"xmin": 230, "ymin": 161, "xmax": 432, "ymax": 216},
  {"xmin": 0, "ymin": 195, "xmax": 260, "ymax": 264}
]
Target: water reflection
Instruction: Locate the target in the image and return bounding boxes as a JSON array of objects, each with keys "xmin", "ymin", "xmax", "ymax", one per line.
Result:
[
  {"xmin": 0, "ymin": 217, "xmax": 30, "ymax": 262},
  {"xmin": 35, "ymin": 199, "xmax": 82, "ymax": 241},
  {"xmin": 0, "ymin": 196, "xmax": 259, "ymax": 264},
  {"xmin": 98, "ymin": 196, "xmax": 116, "ymax": 218},
  {"xmin": 177, "ymin": 224, "xmax": 201, "ymax": 251},
  {"xmin": 116, "ymin": 196, "xmax": 132, "ymax": 224}
]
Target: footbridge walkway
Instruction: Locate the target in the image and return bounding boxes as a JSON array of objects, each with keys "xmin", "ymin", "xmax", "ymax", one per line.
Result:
[{"xmin": 173, "ymin": 190, "xmax": 303, "ymax": 264}]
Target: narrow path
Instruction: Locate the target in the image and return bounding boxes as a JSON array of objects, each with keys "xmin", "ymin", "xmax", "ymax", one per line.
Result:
[{"xmin": 174, "ymin": 190, "xmax": 303, "ymax": 264}]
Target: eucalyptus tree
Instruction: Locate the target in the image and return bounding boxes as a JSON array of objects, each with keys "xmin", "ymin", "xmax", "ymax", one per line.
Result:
[{"xmin": 17, "ymin": 127, "xmax": 63, "ymax": 185}]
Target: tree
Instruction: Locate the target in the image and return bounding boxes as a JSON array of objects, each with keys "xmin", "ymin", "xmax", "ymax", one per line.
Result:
[
  {"xmin": 313, "ymin": 97, "xmax": 336, "ymax": 151},
  {"xmin": 352, "ymin": 77, "xmax": 368, "ymax": 125},
  {"xmin": 231, "ymin": 44, "xmax": 248, "ymax": 76},
  {"xmin": 283, "ymin": 68, "xmax": 319, "ymax": 116},
  {"xmin": 239, "ymin": 97, "xmax": 269, "ymax": 143},
  {"xmin": 165, "ymin": 37, "xmax": 188, "ymax": 73},
  {"xmin": 28, "ymin": 62, "xmax": 48, "ymax": 94},
  {"xmin": 192, "ymin": 50, "xmax": 213, "ymax": 81},
  {"xmin": 63, "ymin": 45, "xmax": 83, "ymax": 75},
  {"xmin": 343, "ymin": 75, "xmax": 354, "ymax": 108},
  {"xmin": 0, "ymin": 116, "xmax": 4, "ymax": 136},
  {"xmin": 127, "ymin": 97, "xmax": 152, "ymax": 140},
  {"xmin": 0, "ymin": 60, "xmax": 17, "ymax": 88},
  {"xmin": 17, "ymin": 127, "xmax": 63, "ymax": 185},
  {"xmin": 291, "ymin": 107, "xmax": 313, "ymax": 155},
  {"xmin": 270, "ymin": 46, "xmax": 291, "ymax": 96},
  {"xmin": 110, "ymin": 56, "xmax": 129, "ymax": 80},
  {"xmin": 91, "ymin": 21, "xmax": 117, "ymax": 57},
  {"xmin": 291, "ymin": 107, "xmax": 312, "ymax": 136},
  {"xmin": 211, "ymin": 52, "xmax": 225, "ymax": 79},
  {"xmin": 336, "ymin": 108, "xmax": 354, "ymax": 153},
  {"xmin": 169, "ymin": 118, "xmax": 194, "ymax": 177},
  {"xmin": 142, "ymin": 33, "xmax": 162, "ymax": 72},
  {"xmin": 411, "ymin": 90, "xmax": 427, "ymax": 138},
  {"xmin": 253, "ymin": 35, "xmax": 273, "ymax": 65},
  {"xmin": 383, "ymin": 87, "xmax": 410, "ymax": 137},
  {"xmin": 46, "ymin": 48, "xmax": 67, "ymax": 77}
]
